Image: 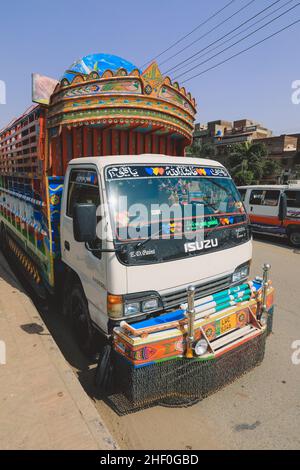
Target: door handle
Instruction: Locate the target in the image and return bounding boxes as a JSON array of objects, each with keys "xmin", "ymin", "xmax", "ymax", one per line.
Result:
[
  {"xmin": 64, "ymin": 241, "xmax": 70, "ymax": 251},
  {"xmin": 250, "ymin": 206, "xmax": 253, "ymax": 212}
]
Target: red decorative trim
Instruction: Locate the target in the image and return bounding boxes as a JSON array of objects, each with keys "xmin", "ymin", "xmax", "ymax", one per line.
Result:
[
  {"xmin": 120, "ymin": 130, "xmax": 128, "ymax": 155},
  {"xmin": 111, "ymin": 129, "xmax": 119, "ymax": 155}
]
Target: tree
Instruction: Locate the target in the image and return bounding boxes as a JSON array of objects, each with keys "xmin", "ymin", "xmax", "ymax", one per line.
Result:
[
  {"xmin": 185, "ymin": 141, "xmax": 202, "ymax": 156},
  {"xmin": 232, "ymin": 169, "xmax": 254, "ymax": 186},
  {"xmin": 226, "ymin": 141, "xmax": 281, "ymax": 185},
  {"xmin": 263, "ymin": 159, "xmax": 282, "ymax": 178},
  {"xmin": 186, "ymin": 141, "xmax": 215, "ymax": 159}
]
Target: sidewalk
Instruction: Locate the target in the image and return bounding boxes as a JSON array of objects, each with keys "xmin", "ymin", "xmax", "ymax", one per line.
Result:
[{"xmin": 0, "ymin": 252, "xmax": 118, "ymax": 450}]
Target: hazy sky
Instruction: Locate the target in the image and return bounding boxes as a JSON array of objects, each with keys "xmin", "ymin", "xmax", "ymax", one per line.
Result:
[{"xmin": 0, "ymin": 0, "xmax": 299, "ymax": 134}]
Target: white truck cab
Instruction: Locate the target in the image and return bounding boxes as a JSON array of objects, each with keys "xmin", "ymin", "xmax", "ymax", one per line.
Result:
[{"xmin": 60, "ymin": 155, "xmax": 252, "ymax": 344}]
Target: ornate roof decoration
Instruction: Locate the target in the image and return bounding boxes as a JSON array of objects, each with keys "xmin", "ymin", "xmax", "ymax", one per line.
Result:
[{"xmin": 48, "ymin": 54, "xmax": 197, "ymax": 144}]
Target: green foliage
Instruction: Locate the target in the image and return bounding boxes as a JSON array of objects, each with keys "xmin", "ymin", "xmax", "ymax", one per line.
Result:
[
  {"xmin": 186, "ymin": 141, "xmax": 215, "ymax": 159},
  {"xmin": 263, "ymin": 159, "xmax": 282, "ymax": 177},
  {"xmin": 185, "ymin": 142, "xmax": 201, "ymax": 156},
  {"xmin": 226, "ymin": 142, "xmax": 281, "ymax": 185},
  {"xmin": 232, "ymin": 169, "xmax": 254, "ymax": 186},
  {"xmin": 187, "ymin": 140, "xmax": 283, "ymax": 184}
]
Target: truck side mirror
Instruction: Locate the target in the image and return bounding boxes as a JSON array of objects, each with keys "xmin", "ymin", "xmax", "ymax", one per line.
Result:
[
  {"xmin": 73, "ymin": 203, "xmax": 97, "ymax": 243},
  {"xmin": 279, "ymin": 193, "xmax": 287, "ymax": 221}
]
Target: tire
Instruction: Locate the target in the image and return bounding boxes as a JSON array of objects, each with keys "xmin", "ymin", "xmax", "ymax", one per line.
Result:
[
  {"xmin": 288, "ymin": 230, "xmax": 300, "ymax": 247},
  {"xmin": 68, "ymin": 283, "xmax": 97, "ymax": 359},
  {"xmin": 94, "ymin": 343, "xmax": 114, "ymax": 395},
  {"xmin": 0, "ymin": 223, "xmax": 7, "ymax": 251}
]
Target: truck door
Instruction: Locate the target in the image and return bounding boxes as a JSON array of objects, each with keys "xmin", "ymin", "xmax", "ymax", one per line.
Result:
[
  {"xmin": 248, "ymin": 189, "xmax": 283, "ymax": 234},
  {"xmin": 283, "ymin": 190, "xmax": 300, "ymax": 245},
  {"xmin": 61, "ymin": 166, "xmax": 108, "ymax": 333},
  {"xmin": 285, "ymin": 189, "xmax": 300, "ymax": 220}
]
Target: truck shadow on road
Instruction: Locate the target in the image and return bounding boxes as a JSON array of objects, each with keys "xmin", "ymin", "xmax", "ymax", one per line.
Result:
[
  {"xmin": 0, "ymin": 252, "xmax": 27, "ymax": 292},
  {"xmin": 0, "ymin": 250, "xmax": 99, "ymax": 402},
  {"xmin": 253, "ymin": 233, "xmax": 300, "ymax": 254}
]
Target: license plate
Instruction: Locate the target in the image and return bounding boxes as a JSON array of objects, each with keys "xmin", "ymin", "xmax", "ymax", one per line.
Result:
[{"xmin": 220, "ymin": 314, "xmax": 237, "ymax": 334}]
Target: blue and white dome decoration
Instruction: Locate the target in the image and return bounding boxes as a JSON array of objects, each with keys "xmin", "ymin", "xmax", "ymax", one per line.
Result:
[{"xmin": 62, "ymin": 53, "xmax": 140, "ymax": 82}]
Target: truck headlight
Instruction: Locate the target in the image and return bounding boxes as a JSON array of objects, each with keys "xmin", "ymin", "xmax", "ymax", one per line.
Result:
[
  {"xmin": 232, "ymin": 262, "xmax": 250, "ymax": 284},
  {"xmin": 108, "ymin": 292, "xmax": 162, "ymax": 319},
  {"xmin": 142, "ymin": 298, "xmax": 159, "ymax": 312},
  {"xmin": 124, "ymin": 302, "xmax": 140, "ymax": 316},
  {"xmin": 195, "ymin": 339, "xmax": 208, "ymax": 357}
]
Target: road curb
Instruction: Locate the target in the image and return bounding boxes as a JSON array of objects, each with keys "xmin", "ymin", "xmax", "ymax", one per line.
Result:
[
  {"xmin": 0, "ymin": 252, "xmax": 119, "ymax": 450},
  {"xmin": 25, "ymin": 302, "xmax": 119, "ymax": 450}
]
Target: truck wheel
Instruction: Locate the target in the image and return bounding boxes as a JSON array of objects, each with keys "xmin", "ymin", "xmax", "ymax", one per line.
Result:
[
  {"xmin": 288, "ymin": 230, "xmax": 300, "ymax": 247},
  {"xmin": 69, "ymin": 283, "xmax": 97, "ymax": 359},
  {"xmin": 95, "ymin": 343, "xmax": 114, "ymax": 395},
  {"xmin": 0, "ymin": 224, "xmax": 7, "ymax": 251}
]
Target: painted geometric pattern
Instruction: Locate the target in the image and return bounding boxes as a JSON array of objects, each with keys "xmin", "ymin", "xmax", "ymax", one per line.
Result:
[
  {"xmin": 49, "ymin": 54, "xmax": 197, "ymax": 143},
  {"xmin": 48, "ymin": 177, "xmax": 64, "ymax": 258},
  {"xmin": 48, "ymin": 108, "xmax": 193, "ymax": 137},
  {"xmin": 114, "ymin": 291, "xmax": 274, "ymax": 367}
]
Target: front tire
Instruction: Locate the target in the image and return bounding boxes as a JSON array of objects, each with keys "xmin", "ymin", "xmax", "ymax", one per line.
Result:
[
  {"xmin": 95, "ymin": 343, "xmax": 114, "ymax": 395},
  {"xmin": 69, "ymin": 283, "xmax": 97, "ymax": 359}
]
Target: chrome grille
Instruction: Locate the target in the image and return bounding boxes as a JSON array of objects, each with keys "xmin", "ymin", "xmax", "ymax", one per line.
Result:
[{"xmin": 161, "ymin": 274, "xmax": 232, "ymax": 310}]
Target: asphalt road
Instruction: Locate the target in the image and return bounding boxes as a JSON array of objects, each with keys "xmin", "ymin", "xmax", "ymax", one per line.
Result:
[
  {"xmin": 94, "ymin": 237, "xmax": 300, "ymax": 450},
  {"xmin": 4, "ymin": 236, "xmax": 300, "ymax": 450}
]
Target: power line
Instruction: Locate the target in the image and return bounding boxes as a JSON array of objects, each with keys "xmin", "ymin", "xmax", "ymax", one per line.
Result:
[
  {"xmin": 169, "ymin": 0, "xmax": 294, "ymax": 76},
  {"xmin": 159, "ymin": 0, "xmax": 257, "ymax": 68},
  {"xmin": 174, "ymin": 1, "xmax": 300, "ymax": 80},
  {"xmin": 181, "ymin": 17, "xmax": 300, "ymax": 84},
  {"xmin": 164, "ymin": 0, "xmax": 282, "ymax": 75},
  {"xmin": 141, "ymin": 0, "xmax": 237, "ymax": 69}
]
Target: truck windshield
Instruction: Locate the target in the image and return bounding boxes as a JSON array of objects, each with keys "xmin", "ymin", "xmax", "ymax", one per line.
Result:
[{"xmin": 105, "ymin": 164, "xmax": 250, "ymax": 265}]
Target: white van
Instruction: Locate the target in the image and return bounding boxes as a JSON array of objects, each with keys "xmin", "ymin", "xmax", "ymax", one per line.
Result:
[{"xmin": 238, "ymin": 184, "xmax": 300, "ymax": 247}]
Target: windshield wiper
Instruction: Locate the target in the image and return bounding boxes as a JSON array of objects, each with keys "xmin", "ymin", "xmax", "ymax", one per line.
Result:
[
  {"xmin": 193, "ymin": 201, "xmax": 219, "ymax": 213},
  {"xmin": 132, "ymin": 225, "xmax": 164, "ymax": 250}
]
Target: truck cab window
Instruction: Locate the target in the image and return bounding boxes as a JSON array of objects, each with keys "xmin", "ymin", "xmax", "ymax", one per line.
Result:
[
  {"xmin": 238, "ymin": 188, "xmax": 246, "ymax": 201},
  {"xmin": 249, "ymin": 190, "xmax": 280, "ymax": 207},
  {"xmin": 285, "ymin": 190, "xmax": 300, "ymax": 208},
  {"xmin": 263, "ymin": 190, "xmax": 280, "ymax": 206},
  {"xmin": 67, "ymin": 169, "xmax": 100, "ymax": 218},
  {"xmin": 249, "ymin": 190, "xmax": 264, "ymax": 205}
]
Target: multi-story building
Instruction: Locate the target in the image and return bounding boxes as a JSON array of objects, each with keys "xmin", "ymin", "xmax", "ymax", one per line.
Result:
[
  {"xmin": 193, "ymin": 119, "xmax": 272, "ymax": 157},
  {"xmin": 193, "ymin": 119, "xmax": 300, "ymax": 182},
  {"xmin": 254, "ymin": 134, "xmax": 300, "ymax": 182}
]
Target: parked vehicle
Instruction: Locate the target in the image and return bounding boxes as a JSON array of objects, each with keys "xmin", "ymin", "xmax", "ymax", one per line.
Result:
[
  {"xmin": 0, "ymin": 53, "xmax": 275, "ymax": 411},
  {"xmin": 239, "ymin": 184, "xmax": 300, "ymax": 247}
]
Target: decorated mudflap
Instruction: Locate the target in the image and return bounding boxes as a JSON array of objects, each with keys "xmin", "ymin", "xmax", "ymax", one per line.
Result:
[{"xmin": 99, "ymin": 265, "xmax": 275, "ymax": 415}]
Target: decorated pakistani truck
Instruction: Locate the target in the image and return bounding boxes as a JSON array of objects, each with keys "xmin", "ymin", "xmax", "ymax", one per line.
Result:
[{"xmin": 0, "ymin": 54, "xmax": 274, "ymax": 413}]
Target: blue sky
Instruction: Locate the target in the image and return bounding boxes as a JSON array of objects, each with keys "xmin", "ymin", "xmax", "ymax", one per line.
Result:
[{"xmin": 0, "ymin": 0, "xmax": 299, "ymax": 134}]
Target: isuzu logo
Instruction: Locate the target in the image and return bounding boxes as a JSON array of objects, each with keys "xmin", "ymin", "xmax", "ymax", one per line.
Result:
[{"xmin": 184, "ymin": 238, "xmax": 219, "ymax": 253}]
